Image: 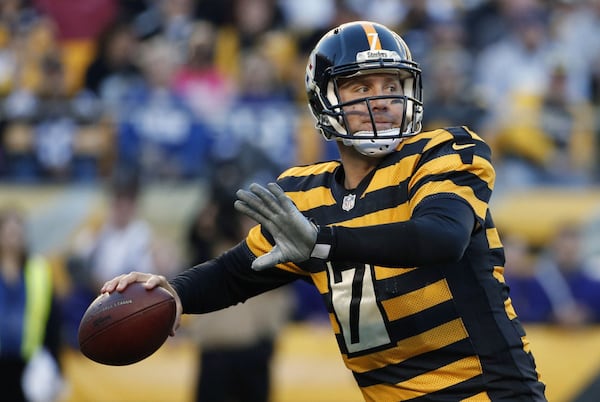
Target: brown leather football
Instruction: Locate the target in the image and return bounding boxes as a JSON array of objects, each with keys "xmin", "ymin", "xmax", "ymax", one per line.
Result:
[{"xmin": 78, "ymin": 283, "xmax": 176, "ymax": 366}]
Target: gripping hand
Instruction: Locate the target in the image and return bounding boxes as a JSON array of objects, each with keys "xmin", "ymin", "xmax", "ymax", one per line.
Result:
[{"xmin": 234, "ymin": 182, "xmax": 317, "ymax": 271}]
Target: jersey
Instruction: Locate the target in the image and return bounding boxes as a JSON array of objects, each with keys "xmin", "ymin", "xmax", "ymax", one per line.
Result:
[
  {"xmin": 171, "ymin": 126, "xmax": 547, "ymax": 401},
  {"xmin": 245, "ymin": 126, "xmax": 545, "ymax": 401}
]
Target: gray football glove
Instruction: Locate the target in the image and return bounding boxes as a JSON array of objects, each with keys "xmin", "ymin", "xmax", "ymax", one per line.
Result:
[{"xmin": 234, "ymin": 182, "xmax": 318, "ymax": 271}]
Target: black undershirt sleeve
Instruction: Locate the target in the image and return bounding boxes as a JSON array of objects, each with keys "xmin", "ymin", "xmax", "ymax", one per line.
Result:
[
  {"xmin": 170, "ymin": 198, "xmax": 475, "ymax": 313},
  {"xmin": 327, "ymin": 197, "xmax": 476, "ymax": 267},
  {"xmin": 169, "ymin": 241, "xmax": 300, "ymax": 314}
]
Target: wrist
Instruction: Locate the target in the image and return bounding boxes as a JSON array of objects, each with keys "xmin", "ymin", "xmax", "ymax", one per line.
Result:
[{"xmin": 310, "ymin": 225, "xmax": 335, "ymax": 259}]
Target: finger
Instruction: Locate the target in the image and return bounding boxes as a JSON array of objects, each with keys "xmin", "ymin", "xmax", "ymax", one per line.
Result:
[
  {"xmin": 251, "ymin": 247, "xmax": 284, "ymax": 271},
  {"xmin": 170, "ymin": 296, "xmax": 183, "ymax": 336},
  {"xmin": 163, "ymin": 282, "xmax": 183, "ymax": 336},
  {"xmin": 149, "ymin": 278, "xmax": 182, "ymax": 336},
  {"xmin": 267, "ymin": 182, "xmax": 298, "ymax": 213},
  {"xmin": 115, "ymin": 271, "xmax": 150, "ymax": 292},
  {"xmin": 234, "ymin": 200, "xmax": 275, "ymax": 231},
  {"xmin": 236, "ymin": 188, "xmax": 276, "ymax": 220},
  {"xmin": 267, "ymin": 182, "xmax": 286, "ymax": 198},
  {"xmin": 248, "ymin": 183, "xmax": 286, "ymax": 216},
  {"xmin": 101, "ymin": 274, "xmax": 127, "ymax": 293},
  {"xmin": 170, "ymin": 313, "xmax": 181, "ymax": 337},
  {"xmin": 144, "ymin": 274, "xmax": 166, "ymax": 290}
]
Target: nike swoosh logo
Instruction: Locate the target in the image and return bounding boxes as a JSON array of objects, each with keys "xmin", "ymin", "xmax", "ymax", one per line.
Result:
[{"xmin": 452, "ymin": 143, "xmax": 476, "ymax": 151}]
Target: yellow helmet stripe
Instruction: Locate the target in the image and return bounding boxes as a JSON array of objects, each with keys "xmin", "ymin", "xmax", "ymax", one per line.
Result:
[{"xmin": 361, "ymin": 22, "xmax": 382, "ymax": 50}]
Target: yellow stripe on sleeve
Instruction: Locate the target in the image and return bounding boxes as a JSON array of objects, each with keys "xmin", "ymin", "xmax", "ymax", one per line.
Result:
[
  {"xmin": 410, "ymin": 154, "xmax": 495, "ymax": 194},
  {"xmin": 410, "ymin": 179, "xmax": 488, "ymax": 221},
  {"xmin": 486, "ymin": 227, "xmax": 503, "ymax": 249},
  {"xmin": 493, "ymin": 266, "xmax": 505, "ymax": 283}
]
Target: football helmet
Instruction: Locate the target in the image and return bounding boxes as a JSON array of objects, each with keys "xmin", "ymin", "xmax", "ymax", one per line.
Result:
[{"xmin": 305, "ymin": 21, "xmax": 423, "ymax": 156}]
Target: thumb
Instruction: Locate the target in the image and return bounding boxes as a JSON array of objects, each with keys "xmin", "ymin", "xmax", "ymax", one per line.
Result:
[{"xmin": 251, "ymin": 247, "xmax": 283, "ymax": 271}]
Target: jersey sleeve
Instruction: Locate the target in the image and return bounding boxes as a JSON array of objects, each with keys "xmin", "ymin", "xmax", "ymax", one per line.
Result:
[
  {"xmin": 409, "ymin": 126, "xmax": 494, "ymax": 225},
  {"xmin": 169, "ymin": 241, "xmax": 300, "ymax": 314},
  {"xmin": 326, "ymin": 197, "xmax": 475, "ymax": 267},
  {"xmin": 324, "ymin": 127, "xmax": 489, "ymax": 267}
]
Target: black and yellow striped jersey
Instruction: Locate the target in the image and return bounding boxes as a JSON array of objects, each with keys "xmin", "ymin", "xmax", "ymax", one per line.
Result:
[{"xmin": 171, "ymin": 126, "xmax": 547, "ymax": 401}]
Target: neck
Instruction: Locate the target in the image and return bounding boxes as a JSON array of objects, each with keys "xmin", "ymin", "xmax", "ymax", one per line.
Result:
[
  {"xmin": 1, "ymin": 256, "xmax": 22, "ymax": 284},
  {"xmin": 337, "ymin": 143, "xmax": 381, "ymax": 190}
]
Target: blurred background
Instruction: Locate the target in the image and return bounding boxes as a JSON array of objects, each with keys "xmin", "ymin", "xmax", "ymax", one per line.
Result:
[{"xmin": 0, "ymin": 0, "xmax": 599, "ymax": 401}]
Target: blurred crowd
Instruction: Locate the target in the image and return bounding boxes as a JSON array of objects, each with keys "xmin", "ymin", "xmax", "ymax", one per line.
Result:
[
  {"xmin": 0, "ymin": 0, "xmax": 597, "ymax": 188},
  {"xmin": 2, "ymin": 0, "xmax": 600, "ymax": 400}
]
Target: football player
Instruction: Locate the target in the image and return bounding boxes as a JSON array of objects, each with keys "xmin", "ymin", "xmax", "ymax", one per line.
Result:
[{"xmin": 103, "ymin": 21, "xmax": 547, "ymax": 401}]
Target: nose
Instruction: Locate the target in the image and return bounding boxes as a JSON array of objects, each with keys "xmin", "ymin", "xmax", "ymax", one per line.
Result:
[{"xmin": 369, "ymin": 96, "xmax": 389, "ymax": 111}]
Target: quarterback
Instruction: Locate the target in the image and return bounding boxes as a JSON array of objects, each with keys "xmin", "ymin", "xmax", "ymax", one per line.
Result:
[{"xmin": 103, "ymin": 21, "xmax": 547, "ymax": 401}]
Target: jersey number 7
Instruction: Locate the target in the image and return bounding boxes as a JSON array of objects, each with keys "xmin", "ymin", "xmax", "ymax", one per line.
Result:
[{"xmin": 327, "ymin": 262, "xmax": 392, "ymax": 353}]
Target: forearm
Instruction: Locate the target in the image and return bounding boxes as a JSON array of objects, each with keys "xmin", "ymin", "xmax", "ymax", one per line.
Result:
[
  {"xmin": 322, "ymin": 198, "xmax": 475, "ymax": 267},
  {"xmin": 169, "ymin": 242, "xmax": 298, "ymax": 314}
]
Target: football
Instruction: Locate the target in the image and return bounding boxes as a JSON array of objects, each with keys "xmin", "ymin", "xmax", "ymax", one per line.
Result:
[{"xmin": 78, "ymin": 282, "xmax": 176, "ymax": 366}]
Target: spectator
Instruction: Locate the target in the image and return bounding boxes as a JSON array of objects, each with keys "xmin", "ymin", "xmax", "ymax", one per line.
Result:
[
  {"xmin": 534, "ymin": 224, "xmax": 600, "ymax": 326},
  {"xmin": 116, "ymin": 37, "xmax": 213, "ymax": 181},
  {"xmin": 212, "ymin": 0, "xmax": 287, "ymax": 79},
  {"xmin": 3, "ymin": 50, "xmax": 105, "ymax": 181},
  {"xmin": 185, "ymin": 190, "xmax": 293, "ymax": 402},
  {"xmin": 0, "ymin": 207, "xmax": 63, "ymax": 402},
  {"xmin": 32, "ymin": 0, "xmax": 119, "ymax": 94},
  {"xmin": 472, "ymin": 6, "xmax": 596, "ymax": 191},
  {"xmin": 131, "ymin": 0, "xmax": 196, "ymax": 51},
  {"xmin": 502, "ymin": 233, "xmax": 551, "ymax": 323},
  {"xmin": 209, "ymin": 48, "xmax": 298, "ymax": 195},
  {"xmin": 345, "ymin": 0, "xmax": 407, "ymax": 27},
  {"xmin": 74, "ymin": 170, "xmax": 155, "ymax": 290},
  {"xmin": 32, "ymin": 0, "xmax": 117, "ymax": 42},
  {"xmin": 172, "ymin": 20, "xmax": 235, "ymax": 129},
  {"xmin": 61, "ymin": 169, "xmax": 181, "ymax": 346},
  {"xmin": 1, "ymin": 17, "xmax": 59, "ymax": 181},
  {"xmin": 277, "ymin": 0, "xmax": 335, "ymax": 32},
  {"xmin": 421, "ymin": 16, "xmax": 486, "ymax": 132},
  {"xmin": 83, "ymin": 19, "xmax": 145, "ymax": 120},
  {"xmin": 462, "ymin": 0, "xmax": 540, "ymax": 55},
  {"xmin": 491, "ymin": 63, "xmax": 596, "ymax": 191},
  {"xmin": 506, "ymin": 224, "xmax": 600, "ymax": 327},
  {"xmin": 582, "ymin": 208, "xmax": 600, "ymax": 266},
  {"xmin": 473, "ymin": 6, "xmax": 577, "ymax": 120},
  {"xmin": 551, "ymin": 0, "xmax": 600, "ymax": 104},
  {"xmin": 0, "ymin": 0, "xmax": 40, "ymax": 96}
]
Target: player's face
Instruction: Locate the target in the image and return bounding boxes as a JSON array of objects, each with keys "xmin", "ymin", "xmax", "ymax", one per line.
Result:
[
  {"xmin": 336, "ymin": 72, "xmax": 405, "ymax": 134},
  {"xmin": 0, "ymin": 214, "xmax": 25, "ymax": 253}
]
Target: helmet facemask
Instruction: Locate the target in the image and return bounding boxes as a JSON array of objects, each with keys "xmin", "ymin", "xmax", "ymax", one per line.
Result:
[
  {"xmin": 318, "ymin": 69, "xmax": 423, "ymax": 156},
  {"xmin": 305, "ymin": 21, "xmax": 424, "ymax": 157}
]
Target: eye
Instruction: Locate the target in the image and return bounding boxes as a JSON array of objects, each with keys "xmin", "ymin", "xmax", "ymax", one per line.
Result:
[{"xmin": 385, "ymin": 82, "xmax": 401, "ymax": 93}]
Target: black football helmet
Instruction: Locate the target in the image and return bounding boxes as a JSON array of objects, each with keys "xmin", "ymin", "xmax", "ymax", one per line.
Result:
[{"xmin": 305, "ymin": 21, "xmax": 423, "ymax": 156}]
